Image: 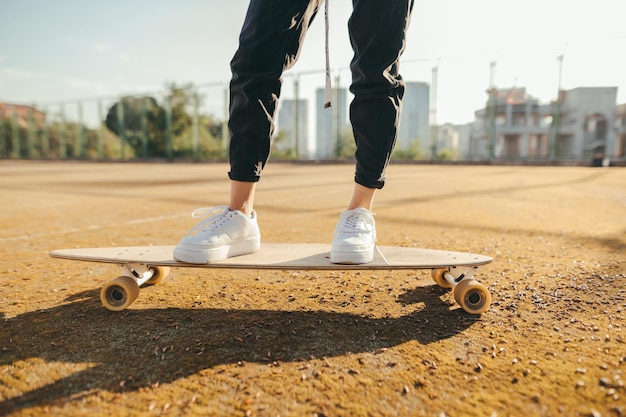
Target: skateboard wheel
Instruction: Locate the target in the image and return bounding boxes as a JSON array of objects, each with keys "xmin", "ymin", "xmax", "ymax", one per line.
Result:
[
  {"xmin": 100, "ymin": 276, "xmax": 140, "ymax": 311},
  {"xmin": 431, "ymin": 268, "xmax": 453, "ymax": 289},
  {"xmin": 453, "ymin": 279, "xmax": 491, "ymax": 314},
  {"xmin": 146, "ymin": 266, "xmax": 170, "ymax": 285}
]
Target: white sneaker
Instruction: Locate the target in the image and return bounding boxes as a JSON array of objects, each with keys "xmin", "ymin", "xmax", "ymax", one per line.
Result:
[
  {"xmin": 330, "ymin": 208, "xmax": 376, "ymax": 264},
  {"xmin": 173, "ymin": 206, "xmax": 260, "ymax": 264}
]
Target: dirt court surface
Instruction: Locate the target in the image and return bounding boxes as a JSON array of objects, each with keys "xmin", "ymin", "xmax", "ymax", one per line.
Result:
[{"xmin": 0, "ymin": 161, "xmax": 624, "ymax": 417}]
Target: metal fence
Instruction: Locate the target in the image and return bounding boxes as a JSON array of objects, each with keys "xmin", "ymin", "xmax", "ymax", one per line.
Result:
[
  {"xmin": 2, "ymin": 64, "xmax": 625, "ymax": 165},
  {"xmin": 0, "ymin": 82, "xmax": 230, "ymax": 161}
]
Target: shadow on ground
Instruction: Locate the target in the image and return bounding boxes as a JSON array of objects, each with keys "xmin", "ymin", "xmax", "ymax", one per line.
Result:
[{"xmin": 0, "ymin": 284, "xmax": 476, "ymax": 414}]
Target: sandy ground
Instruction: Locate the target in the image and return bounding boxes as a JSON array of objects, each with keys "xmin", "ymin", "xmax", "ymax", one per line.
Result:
[{"xmin": 0, "ymin": 160, "xmax": 624, "ymax": 417}]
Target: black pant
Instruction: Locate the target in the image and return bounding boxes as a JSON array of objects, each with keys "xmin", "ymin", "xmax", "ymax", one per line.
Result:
[{"xmin": 228, "ymin": 0, "xmax": 414, "ymax": 189}]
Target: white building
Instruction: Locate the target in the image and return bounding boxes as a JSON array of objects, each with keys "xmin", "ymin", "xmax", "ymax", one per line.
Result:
[
  {"xmin": 315, "ymin": 87, "xmax": 348, "ymax": 159},
  {"xmin": 277, "ymin": 99, "xmax": 309, "ymax": 158},
  {"xmin": 468, "ymin": 86, "xmax": 620, "ymax": 163},
  {"xmin": 398, "ymin": 81, "xmax": 430, "ymax": 152}
]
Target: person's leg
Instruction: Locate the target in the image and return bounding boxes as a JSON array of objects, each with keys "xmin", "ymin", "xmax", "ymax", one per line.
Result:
[
  {"xmin": 228, "ymin": 0, "xmax": 323, "ymax": 187},
  {"xmin": 348, "ymin": 0, "xmax": 414, "ymax": 191},
  {"xmin": 347, "ymin": 183, "xmax": 376, "ymax": 211},
  {"xmin": 230, "ymin": 180, "xmax": 256, "ymax": 215},
  {"xmin": 331, "ymin": 0, "xmax": 414, "ymax": 264},
  {"xmin": 227, "ymin": 0, "xmax": 322, "ymax": 214},
  {"xmin": 175, "ymin": 0, "xmax": 322, "ymax": 263}
]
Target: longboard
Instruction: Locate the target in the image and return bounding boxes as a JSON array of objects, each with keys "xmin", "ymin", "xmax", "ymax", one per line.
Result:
[{"xmin": 50, "ymin": 244, "xmax": 493, "ymax": 314}]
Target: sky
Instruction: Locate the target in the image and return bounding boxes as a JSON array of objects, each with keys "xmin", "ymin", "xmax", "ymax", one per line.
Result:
[{"xmin": 1, "ymin": 0, "xmax": 625, "ymax": 125}]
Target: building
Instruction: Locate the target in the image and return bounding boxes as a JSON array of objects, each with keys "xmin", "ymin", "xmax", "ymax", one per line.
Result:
[
  {"xmin": 312, "ymin": 82, "xmax": 430, "ymax": 159},
  {"xmin": 470, "ymin": 87, "xmax": 549, "ymax": 159},
  {"xmin": 315, "ymin": 87, "xmax": 348, "ymax": 159},
  {"xmin": 468, "ymin": 87, "xmax": 620, "ymax": 162},
  {"xmin": 0, "ymin": 102, "xmax": 45, "ymax": 127},
  {"xmin": 617, "ymin": 103, "xmax": 626, "ymax": 159},
  {"xmin": 559, "ymin": 87, "xmax": 618, "ymax": 162},
  {"xmin": 436, "ymin": 122, "xmax": 472, "ymax": 159},
  {"xmin": 397, "ymin": 81, "xmax": 430, "ymax": 153},
  {"xmin": 277, "ymin": 99, "xmax": 309, "ymax": 158}
]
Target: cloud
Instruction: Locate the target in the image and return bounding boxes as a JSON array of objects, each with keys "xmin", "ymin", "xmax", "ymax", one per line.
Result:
[
  {"xmin": 90, "ymin": 41, "xmax": 132, "ymax": 63},
  {"xmin": 0, "ymin": 66, "xmax": 39, "ymax": 80},
  {"xmin": 0, "ymin": 66, "xmax": 140, "ymax": 100},
  {"xmin": 93, "ymin": 42, "xmax": 112, "ymax": 53}
]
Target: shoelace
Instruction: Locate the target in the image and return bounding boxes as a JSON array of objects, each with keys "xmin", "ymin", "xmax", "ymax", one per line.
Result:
[
  {"xmin": 341, "ymin": 214, "xmax": 360, "ymax": 232},
  {"xmin": 339, "ymin": 210, "xmax": 373, "ymax": 233},
  {"xmin": 187, "ymin": 206, "xmax": 232, "ymax": 234}
]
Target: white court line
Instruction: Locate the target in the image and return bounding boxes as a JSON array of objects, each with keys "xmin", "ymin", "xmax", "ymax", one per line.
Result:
[{"xmin": 0, "ymin": 214, "xmax": 185, "ymax": 243}]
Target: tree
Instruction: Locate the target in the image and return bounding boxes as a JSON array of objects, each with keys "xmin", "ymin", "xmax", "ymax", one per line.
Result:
[
  {"xmin": 163, "ymin": 82, "xmax": 225, "ymax": 159},
  {"xmin": 104, "ymin": 96, "xmax": 167, "ymax": 158},
  {"xmin": 104, "ymin": 83, "xmax": 226, "ymax": 159}
]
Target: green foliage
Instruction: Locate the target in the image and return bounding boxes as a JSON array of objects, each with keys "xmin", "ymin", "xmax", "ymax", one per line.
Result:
[
  {"xmin": 1, "ymin": 84, "xmax": 227, "ymax": 161},
  {"xmin": 0, "ymin": 117, "xmax": 123, "ymax": 159},
  {"xmin": 270, "ymin": 130, "xmax": 297, "ymax": 160},
  {"xmin": 0, "ymin": 82, "xmax": 269, "ymax": 161},
  {"xmin": 172, "ymin": 113, "xmax": 225, "ymax": 160},
  {"xmin": 103, "ymin": 83, "xmax": 225, "ymax": 160},
  {"xmin": 392, "ymin": 140, "xmax": 426, "ymax": 161},
  {"xmin": 336, "ymin": 129, "xmax": 356, "ymax": 160},
  {"xmin": 104, "ymin": 96, "xmax": 167, "ymax": 158},
  {"xmin": 435, "ymin": 148, "xmax": 458, "ymax": 161}
]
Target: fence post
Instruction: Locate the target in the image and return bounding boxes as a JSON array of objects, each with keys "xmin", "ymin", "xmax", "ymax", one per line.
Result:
[
  {"xmin": 222, "ymin": 86, "xmax": 229, "ymax": 158},
  {"xmin": 165, "ymin": 95, "xmax": 173, "ymax": 160},
  {"xmin": 141, "ymin": 96, "xmax": 148, "ymax": 158},
  {"xmin": 0, "ymin": 117, "xmax": 5, "ymax": 158},
  {"xmin": 97, "ymin": 101, "xmax": 104, "ymax": 160},
  {"xmin": 59, "ymin": 105, "xmax": 67, "ymax": 159},
  {"xmin": 117, "ymin": 99, "xmax": 125, "ymax": 160},
  {"xmin": 486, "ymin": 88, "xmax": 496, "ymax": 160},
  {"xmin": 549, "ymin": 93, "xmax": 561, "ymax": 161},
  {"xmin": 27, "ymin": 106, "xmax": 35, "ymax": 158},
  {"xmin": 293, "ymin": 76, "xmax": 299, "ymax": 158},
  {"xmin": 193, "ymin": 91, "xmax": 199, "ymax": 160},
  {"xmin": 41, "ymin": 109, "xmax": 49, "ymax": 159},
  {"xmin": 11, "ymin": 110, "xmax": 20, "ymax": 159},
  {"xmin": 77, "ymin": 102, "xmax": 84, "ymax": 159}
]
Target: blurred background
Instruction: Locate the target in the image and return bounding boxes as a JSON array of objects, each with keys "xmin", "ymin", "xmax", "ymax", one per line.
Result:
[{"xmin": 1, "ymin": 0, "xmax": 625, "ymax": 165}]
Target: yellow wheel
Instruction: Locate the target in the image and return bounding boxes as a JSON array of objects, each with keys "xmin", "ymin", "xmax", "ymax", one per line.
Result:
[
  {"xmin": 453, "ymin": 279, "xmax": 491, "ymax": 314},
  {"xmin": 146, "ymin": 266, "xmax": 170, "ymax": 285},
  {"xmin": 431, "ymin": 268, "xmax": 453, "ymax": 289},
  {"xmin": 100, "ymin": 276, "xmax": 140, "ymax": 311}
]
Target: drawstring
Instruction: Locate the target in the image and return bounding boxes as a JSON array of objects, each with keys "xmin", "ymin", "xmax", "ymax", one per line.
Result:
[{"xmin": 323, "ymin": 0, "xmax": 332, "ymax": 109}]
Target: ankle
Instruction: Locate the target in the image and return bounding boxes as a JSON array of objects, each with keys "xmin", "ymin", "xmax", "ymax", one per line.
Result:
[
  {"xmin": 229, "ymin": 204, "xmax": 253, "ymax": 216},
  {"xmin": 346, "ymin": 205, "xmax": 372, "ymax": 211},
  {"xmin": 347, "ymin": 184, "xmax": 375, "ymax": 211}
]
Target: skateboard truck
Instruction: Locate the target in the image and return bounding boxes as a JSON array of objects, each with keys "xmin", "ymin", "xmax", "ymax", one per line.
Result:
[
  {"xmin": 100, "ymin": 263, "xmax": 171, "ymax": 311},
  {"xmin": 431, "ymin": 266, "xmax": 491, "ymax": 314}
]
